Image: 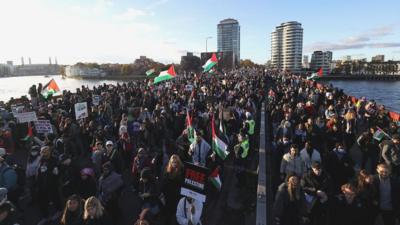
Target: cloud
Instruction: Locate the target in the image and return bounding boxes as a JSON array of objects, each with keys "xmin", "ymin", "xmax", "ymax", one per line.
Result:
[
  {"xmin": 146, "ymin": 0, "xmax": 169, "ymax": 10},
  {"xmin": 306, "ymin": 25, "xmax": 399, "ymax": 53},
  {"xmin": 0, "ymin": 0, "xmax": 183, "ymax": 64},
  {"xmin": 114, "ymin": 8, "xmax": 149, "ymax": 22}
]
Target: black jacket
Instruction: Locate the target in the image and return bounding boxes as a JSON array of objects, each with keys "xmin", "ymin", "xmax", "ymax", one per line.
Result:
[
  {"xmin": 272, "ymin": 183, "xmax": 307, "ymax": 225},
  {"xmin": 371, "ymin": 175, "xmax": 400, "ymax": 211}
]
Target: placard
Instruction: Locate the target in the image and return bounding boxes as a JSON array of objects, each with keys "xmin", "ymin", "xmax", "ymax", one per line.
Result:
[
  {"xmin": 34, "ymin": 120, "xmax": 53, "ymax": 134},
  {"xmin": 180, "ymin": 162, "xmax": 209, "ymax": 202},
  {"xmin": 14, "ymin": 111, "xmax": 37, "ymax": 123},
  {"xmin": 74, "ymin": 102, "xmax": 88, "ymax": 120},
  {"xmin": 92, "ymin": 95, "xmax": 101, "ymax": 106}
]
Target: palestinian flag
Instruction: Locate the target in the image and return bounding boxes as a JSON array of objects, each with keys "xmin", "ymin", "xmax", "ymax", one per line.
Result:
[
  {"xmin": 22, "ymin": 123, "xmax": 33, "ymax": 141},
  {"xmin": 373, "ymin": 128, "xmax": 386, "ymax": 141},
  {"xmin": 212, "ymin": 115, "xmax": 229, "ymax": 160},
  {"xmin": 41, "ymin": 79, "xmax": 60, "ymax": 98},
  {"xmin": 146, "ymin": 68, "xmax": 155, "ymax": 76},
  {"xmin": 306, "ymin": 67, "xmax": 323, "ymax": 81},
  {"xmin": 154, "ymin": 65, "xmax": 176, "ymax": 84},
  {"xmin": 186, "ymin": 110, "xmax": 195, "ymax": 144},
  {"xmin": 202, "ymin": 53, "xmax": 218, "ymax": 72},
  {"xmin": 209, "ymin": 167, "xmax": 222, "ymax": 190}
]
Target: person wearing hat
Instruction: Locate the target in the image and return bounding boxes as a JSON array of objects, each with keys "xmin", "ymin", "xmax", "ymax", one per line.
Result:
[
  {"xmin": 300, "ymin": 161, "xmax": 333, "ymax": 225},
  {"xmin": 102, "ymin": 140, "xmax": 123, "ymax": 174},
  {"xmin": 0, "ymin": 148, "xmax": 17, "ymax": 192},
  {"xmin": 76, "ymin": 168, "xmax": 97, "ymax": 200},
  {"xmin": 381, "ymin": 134, "xmax": 400, "ymax": 177}
]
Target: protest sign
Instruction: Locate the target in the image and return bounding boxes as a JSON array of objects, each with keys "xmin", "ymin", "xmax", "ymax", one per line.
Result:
[
  {"xmin": 34, "ymin": 120, "xmax": 53, "ymax": 134},
  {"xmin": 181, "ymin": 162, "xmax": 209, "ymax": 202},
  {"xmin": 14, "ymin": 111, "xmax": 37, "ymax": 123},
  {"xmin": 92, "ymin": 95, "xmax": 101, "ymax": 106},
  {"xmin": 75, "ymin": 102, "xmax": 88, "ymax": 120}
]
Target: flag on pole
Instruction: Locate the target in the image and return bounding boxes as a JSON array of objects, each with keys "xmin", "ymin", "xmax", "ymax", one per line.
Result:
[
  {"xmin": 209, "ymin": 167, "xmax": 222, "ymax": 190},
  {"xmin": 306, "ymin": 67, "xmax": 323, "ymax": 80},
  {"xmin": 146, "ymin": 68, "xmax": 155, "ymax": 76},
  {"xmin": 41, "ymin": 79, "xmax": 60, "ymax": 98},
  {"xmin": 186, "ymin": 110, "xmax": 195, "ymax": 144},
  {"xmin": 154, "ymin": 65, "xmax": 176, "ymax": 84},
  {"xmin": 373, "ymin": 128, "xmax": 385, "ymax": 141},
  {"xmin": 22, "ymin": 123, "xmax": 33, "ymax": 141},
  {"xmin": 212, "ymin": 115, "xmax": 229, "ymax": 160},
  {"xmin": 202, "ymin": 53, "xmax": 218, "ymax": 72}
]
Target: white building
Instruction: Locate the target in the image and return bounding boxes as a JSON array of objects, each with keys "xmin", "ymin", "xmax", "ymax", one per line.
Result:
[
  {"xmin": 310, "ymin": 51, "xmax": 333, "ymax": 75},
  {"xmin": 65, "ymin": 65, "xmax": 106, "ymax": 77},
  {"xmin": 271, "ymin": 21, "xmax": 303, "ymax": 74},
  {"xmin": 303, "ymin": 55, "xmax": 309, "ymax": 69}
]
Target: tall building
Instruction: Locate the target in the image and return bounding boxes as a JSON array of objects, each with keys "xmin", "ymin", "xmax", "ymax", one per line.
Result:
[
  {"xmin": 271, "ymin": 21, "xmax": 303, "ymax": 73},
  {"xmin": 371, "ymin": 55, "xmax": 385, "ymax": 62},
  {"xmin": 310, "ymin": 51, "xmax": 332, "ymax": 75},
  {"xmin": 217, "ymin": 18, "xmax": 240, "ymax": 66},
  {"xmin": 303, "ymin": 55, "xmax": 309, "ymax": 69}
]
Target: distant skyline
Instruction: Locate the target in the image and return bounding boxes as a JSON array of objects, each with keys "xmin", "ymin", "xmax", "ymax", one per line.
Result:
[{"xmin": 0, "ymin": 0, "xmax": 399, "ymax": 65}]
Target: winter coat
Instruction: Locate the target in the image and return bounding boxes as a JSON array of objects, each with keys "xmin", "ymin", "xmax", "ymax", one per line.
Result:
[
  {"xmin": 272, "ymin": 183, "xmax": 307, "ymax": 225},
  {"xmin": 280, "ymin": 153, "xmax": 306, "ymax": 177}
]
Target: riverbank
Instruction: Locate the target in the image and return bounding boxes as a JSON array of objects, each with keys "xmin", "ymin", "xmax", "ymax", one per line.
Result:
[
  {"xmin": 67, "ymin": 74, "xmax": 147, "ymax": 80},
  {"xmin": 317, "ymin": 74, "xmax": 400, "ymax": 81}
]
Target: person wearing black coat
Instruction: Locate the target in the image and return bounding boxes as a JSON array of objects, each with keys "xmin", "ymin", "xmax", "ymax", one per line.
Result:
[
  {"xmin": 371, "ymin": 164, "xmax": 400, "ymax": 225},
  {"xmin": 76, "ymin": 168, "xmax": 97, "ymax": 200},
  {"xmin": 325, "ymin": 143, "xmax": 354, "ymax": 193},
  {"xmin": 301, "ymin": 161, "xmax": 334, "ymax": 225},
  {"xmin": 272, "ymin": 174, "xmax": 308, "ymax": 225},
  {"xmin": 161, "ymin": 155, "xmax": 184, "ymax": 225},
  {"xmin": 37, "ymin": 146, "xmax": 61, "ymax": 218},
  {"xmin": 331, "ymin": 183, "xmax": 365, "ymax": 225},
  {"xmin": 356, "ymin": 170, "xmax": 378, "ymax": 225}
]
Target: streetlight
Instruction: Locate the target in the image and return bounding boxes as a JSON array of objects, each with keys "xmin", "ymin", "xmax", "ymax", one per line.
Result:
[{"xmin": 205, "ymin": 36, "xmax": 212, "ymax": 53}]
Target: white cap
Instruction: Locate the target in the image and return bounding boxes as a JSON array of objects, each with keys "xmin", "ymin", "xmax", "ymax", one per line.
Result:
[
  {"xmin": 245, "ymin": 112, "xmax": 251, "ymax": 118},
  {"xmin": 106, "ymin": 140, "xmax": 113, "ymax": 146},
  {"xmin": 0, "ymin": 148, "xmax": 5, "ymax": 157}
]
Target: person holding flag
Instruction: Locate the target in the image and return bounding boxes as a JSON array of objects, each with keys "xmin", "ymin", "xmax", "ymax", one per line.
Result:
[
  {"xmin": 41, "ymin": 78, "xmax": 60, "ymax": 99},
  {"xmin": 381, "ymin": 134, "xmax": 400, "ymax": 176},
  {"xmin": 202, "ymin": 53, "xmax": 218, "ymax": 73}
]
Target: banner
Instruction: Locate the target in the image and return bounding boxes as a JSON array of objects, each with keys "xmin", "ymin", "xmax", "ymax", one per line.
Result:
[
  {"xmin": 181, "ymin": 162, "xmax": 209, "ymax": 202},
  {"xmin": 14, "ymin": 111, "xmax": 37, "ymax": 123},
  {"xmin": 92, "ymin": 95, "xmax": 101, "ymax": 106},
  {"xmin": 74, "ymin": 102, "xmax": 88, "ymax": 120},
  {"xmin": 34, "ymin": 120, "xmax": 53, "ymax": 134}
]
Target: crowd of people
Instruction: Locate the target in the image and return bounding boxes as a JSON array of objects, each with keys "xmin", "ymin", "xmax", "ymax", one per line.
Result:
[
  {"xmin": 0, "ymin": 68, "xmax": 266, "ymax": 225},
  {"xmin": 268, "ymin": 72, "xmax": 400, "ymax": 225}
]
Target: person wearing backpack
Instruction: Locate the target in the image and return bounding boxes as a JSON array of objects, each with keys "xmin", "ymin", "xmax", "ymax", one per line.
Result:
[{"xmin": 0, "ymin": 148, "xmax": 17, "ymax": 192}]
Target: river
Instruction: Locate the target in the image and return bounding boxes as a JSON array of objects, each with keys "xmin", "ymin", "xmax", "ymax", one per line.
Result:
[
  {"xmin": 0, "ymin": 75, "xmax": 399, "ymax": 112},
  {"xmin": 325, "ymin": 80, "xmax": 400, "ymax": 112}
]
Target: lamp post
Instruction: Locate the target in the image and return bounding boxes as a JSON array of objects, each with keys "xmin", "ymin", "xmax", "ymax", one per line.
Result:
[{"xmin": 205, "ymin": 36, "xmax": 212, "ymax": 53}]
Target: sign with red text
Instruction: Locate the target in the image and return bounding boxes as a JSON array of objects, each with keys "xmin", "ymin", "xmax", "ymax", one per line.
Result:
[{"xmin": 181, "ymin": 162, "xmax": 209, "ymax": 202}]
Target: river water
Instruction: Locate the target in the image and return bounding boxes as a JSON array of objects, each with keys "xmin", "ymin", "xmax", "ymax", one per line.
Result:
[
  {"xmin": 326, "ymin": 80, "xmax": 400, "ymax": 112},
  {"xmin": 0, "ymin": 75, "xmax": 399, "ymax": 112}
]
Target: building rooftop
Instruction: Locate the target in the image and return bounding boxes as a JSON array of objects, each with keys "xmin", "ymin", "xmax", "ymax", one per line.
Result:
[{"xmin": 219, "ymin": 18, "xmax": 239, "ymax": 25}]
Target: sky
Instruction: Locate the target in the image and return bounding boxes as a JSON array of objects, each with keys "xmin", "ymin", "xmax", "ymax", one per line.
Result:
[{"xmin": 0, "ymin": 0, "xmax": 399, "ymax": 65}]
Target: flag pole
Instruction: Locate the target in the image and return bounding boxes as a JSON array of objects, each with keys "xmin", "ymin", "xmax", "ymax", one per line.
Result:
[{"xmin": 377, "ymin": 126, "xmax": 392, "ymax": 139}]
